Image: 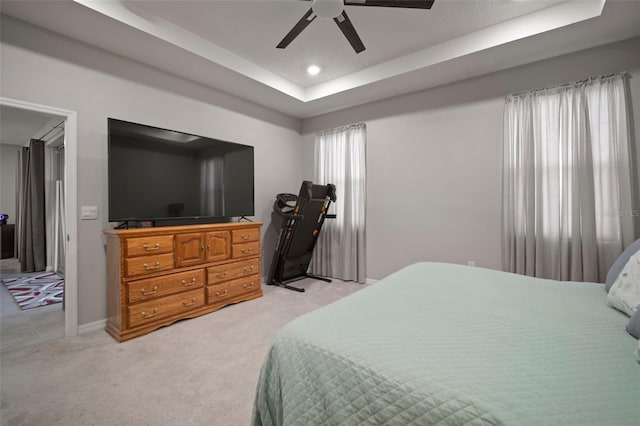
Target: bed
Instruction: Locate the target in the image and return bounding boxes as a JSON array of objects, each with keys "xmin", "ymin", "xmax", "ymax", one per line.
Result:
[{"xmin": 252, "ymin": 262, "xmax": 640, "ymax": 426}]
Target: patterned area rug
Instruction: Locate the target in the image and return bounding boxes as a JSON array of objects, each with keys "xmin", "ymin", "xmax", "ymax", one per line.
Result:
[{"xmin": 1, "ymin": 272, "xmax": 64, "ymax": 310}]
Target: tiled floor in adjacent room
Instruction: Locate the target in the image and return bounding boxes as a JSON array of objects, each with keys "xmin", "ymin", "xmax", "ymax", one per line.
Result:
[{"xmin": 0, "ymin": 258, "xmax": 65, "ymax": 353}]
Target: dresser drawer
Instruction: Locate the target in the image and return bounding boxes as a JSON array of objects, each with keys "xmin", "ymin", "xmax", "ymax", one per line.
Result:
[
  {"xmin": 207, "ymin": 258, "xmax": 260, "ymax": 284},
  {"xmin": 126, "ymin": 235, "xmax": 174, "ymax": 257},
  {"xmin": 231, "ymin": 241, "xmax": 260, "ymax": 259},
  {"xmin": 125, "ymin": 253, "xmax": 174, "ymax": 278},
  {"xmin": 127, "ymin": 269, "xmax": 205, "ymax": 304},
  {"xmin": 207, "ymin": 275, "xmax": 260, "ymax": 304},
  {"xmin": 231, "ymin": 228, "xmax": 260, "ymax": 244},
  {"xmin": 127, "ymin": 288, "xmax": 204, "ymax": 329}
]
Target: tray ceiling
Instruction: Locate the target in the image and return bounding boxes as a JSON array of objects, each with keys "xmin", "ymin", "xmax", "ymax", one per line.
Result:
[{"xmin": 1, "ymin": 0, "xmax": 639, "ymax": 118}]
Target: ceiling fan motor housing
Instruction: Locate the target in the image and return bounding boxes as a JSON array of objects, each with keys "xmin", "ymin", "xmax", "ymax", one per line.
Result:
[{"xmin": 312, "ymin": 0, "xmax": 345, "ymax": 19}]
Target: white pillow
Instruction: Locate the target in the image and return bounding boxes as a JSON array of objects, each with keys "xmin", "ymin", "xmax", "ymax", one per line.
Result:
[{"xmin": 607, "ymin": 250, "xmax": 640, "ymax": 317}]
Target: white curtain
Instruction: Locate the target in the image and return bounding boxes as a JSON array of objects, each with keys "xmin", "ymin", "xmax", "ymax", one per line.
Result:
[
  {"xmin": 312, "ymin": 123, "xmax": 367, "ymax": 283},
  {"xmin": 503, "ymin": 72, "xmax": 636, "ymax": 283},
  {"xmin": 45, "ymin": 146, "xmax": 55, "ymax": 270},
  {"xmin": 54, "ymin": 147, "xmax": 66, "ymax": 276}
]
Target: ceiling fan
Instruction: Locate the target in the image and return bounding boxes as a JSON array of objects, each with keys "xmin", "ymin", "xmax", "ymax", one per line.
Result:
[{"xmin": 277, "ymin": 0, "xmax": 435, "ymax": 54}]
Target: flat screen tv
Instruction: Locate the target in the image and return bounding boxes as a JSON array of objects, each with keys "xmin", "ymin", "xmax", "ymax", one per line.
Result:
[{"xmin": 108, "ymin": 118, "xmax": 254, "ymax": 224}]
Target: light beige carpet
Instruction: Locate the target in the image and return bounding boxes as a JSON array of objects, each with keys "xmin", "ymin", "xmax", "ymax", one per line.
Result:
[{"xmin": 0, "ymin": 279, "xmax": 367, "ymax": 426}]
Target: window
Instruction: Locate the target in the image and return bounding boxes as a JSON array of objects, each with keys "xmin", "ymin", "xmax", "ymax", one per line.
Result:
[
  {"xmin": 312, "ymin": 123, "xmax": 366, "ymax": 283},
  {"xmin": 503, "ymin": 73, "xmax": 636, "ymax": 282}
]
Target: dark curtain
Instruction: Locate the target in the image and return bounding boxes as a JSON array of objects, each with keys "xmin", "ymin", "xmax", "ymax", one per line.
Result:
[{"xmin": 19, "ymin": 139, "xmax": 46, "ymax": 272}]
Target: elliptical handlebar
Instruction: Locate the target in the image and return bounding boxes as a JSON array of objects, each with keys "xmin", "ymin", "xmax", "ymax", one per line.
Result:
[
  {"xmin": 327, "ymin": 184, "xmax": 337, "ymax": 202},
  {"xmin": 273, "ymin": 193, "xmax": 304, "ymax": 220},
  {"xmin": 276, "ymin": 193, "xmax": 297, "ymax": 205}
]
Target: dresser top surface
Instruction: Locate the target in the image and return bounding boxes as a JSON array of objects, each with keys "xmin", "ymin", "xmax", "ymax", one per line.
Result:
[{"xmin": 104, "ymin": 222, "xmax": 262, "ymax": 237}]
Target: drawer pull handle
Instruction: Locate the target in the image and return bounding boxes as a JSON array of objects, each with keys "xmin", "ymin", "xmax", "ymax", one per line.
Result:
[
  {"xmin": 143, "ymin": 262, "xmax": 161, "ymax": 270},
  {"xmin": 143, "ymin": 243, "xmax": 160, "ymax": 251},
  {"xmin": 243, "ymin": 282, "xmax": 255, "ymax": 289},
  {"xmin": 242, "ymin": 234, "xmax": 252, "ymax": 240},
  {"xmin": 181, "ymin": 278, "xmax": 197, "ymax": 287},
  {"xmin": 241, "ymin": 247, "xmax": 253, "ymax": 254},
  {"xmin": 215, "ymin": 289, "xmax": 228, "ymax": 298},
  {"xmin": 243, "ymin": 265, "xmax": 255, "ymax": 274},
  {"xmin": 140, "ymin": 285, "xmax": 159, "ymax": 296},
  {"xmin": 215, "ymin": 271, "xmax": 229, "ymax": 279},
  {"xmin": 142, "ymin": 308, "xmax": 158, "ymax": 319},
  {"xmin": 182, "ymin": 297, "xmax": 197, "ymax": 307}
]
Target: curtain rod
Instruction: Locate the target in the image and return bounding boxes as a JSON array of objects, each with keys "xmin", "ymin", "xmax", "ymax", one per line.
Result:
[
  {"xmin": 316, "ymin": 122, "xmax": 366, "ymax": 136},
  {"xmin": 507, "ymin": 71, "xmax": 630, "ymax": 99},
  {"xmin": 37, "ymin": 119, "xmax": 65, "ymax": 141}
]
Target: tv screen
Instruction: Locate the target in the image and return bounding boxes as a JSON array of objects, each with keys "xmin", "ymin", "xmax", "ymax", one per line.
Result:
[{"xmin": 108, "ymin": 118, "xmax": 254, "ymax": 223}]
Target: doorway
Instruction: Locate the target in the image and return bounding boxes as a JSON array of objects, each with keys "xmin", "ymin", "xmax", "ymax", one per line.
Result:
[{"xmin": 0, "ymin": 97, "xmax": 78, "ymax": 348}]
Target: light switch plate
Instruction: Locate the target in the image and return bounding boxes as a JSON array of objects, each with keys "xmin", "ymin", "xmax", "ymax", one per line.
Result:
[{"xmin": 81, "ymin": 205, "xmax": 99, "ymax": 220}]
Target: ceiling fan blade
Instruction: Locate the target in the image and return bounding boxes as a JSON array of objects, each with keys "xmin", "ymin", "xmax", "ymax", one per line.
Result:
[
  {"xmin": 334, "ymin": 11, "xmax": 365, "ymax": 53},
  {"xmin": 344, "ymin": 0, "xmax": 435, "ymax": 9},
  {"xmin": 277, "ymin": 8, "xmax": 317, "ymax": 49}
]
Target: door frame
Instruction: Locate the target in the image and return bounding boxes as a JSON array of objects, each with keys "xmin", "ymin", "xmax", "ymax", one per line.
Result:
[{"xmin": 1, "ymin": 96, "xmax": 78, "ymax": 337}]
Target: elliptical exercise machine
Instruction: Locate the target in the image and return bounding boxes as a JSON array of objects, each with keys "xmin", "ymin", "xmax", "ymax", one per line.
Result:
[{"xmin": 267, "ymin": 181, "xmax": 336, "ymax": 292}]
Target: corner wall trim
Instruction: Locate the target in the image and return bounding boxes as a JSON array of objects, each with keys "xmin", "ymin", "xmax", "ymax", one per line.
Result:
[{"xmin": 78, "ymin": 319, "xmax": 107, "ymax": 335}]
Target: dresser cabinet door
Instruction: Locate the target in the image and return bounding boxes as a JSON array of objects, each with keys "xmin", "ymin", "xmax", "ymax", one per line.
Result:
[
  {"xmin": 175, "ymin": 233, "xmax": 206, "ymax": 268},
  {"xmin": 206, "ymin": 231, "xmax": 230, "ymax": 262}
]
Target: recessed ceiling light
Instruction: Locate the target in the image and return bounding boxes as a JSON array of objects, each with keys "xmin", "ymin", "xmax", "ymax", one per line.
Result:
[{"xmin": 307, "ymin": 65, "xmax": 321, "ymax": 76}]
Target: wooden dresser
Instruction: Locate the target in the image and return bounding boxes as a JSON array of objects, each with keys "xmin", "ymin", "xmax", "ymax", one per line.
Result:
[{"xmin": 104, "ymin": 222, "xmax": 262, "ymax": 342}]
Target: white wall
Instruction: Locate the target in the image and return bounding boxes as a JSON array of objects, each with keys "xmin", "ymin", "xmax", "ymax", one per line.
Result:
[
  {"xmin": 0, "ymin": 16, "xmax": 303, "ymax": 326},
  {"xmin": 0, "ymin": 143, "xmax": 19, "ymax": 225},
  {"xmin": 302, "ymin": 37, "xmax": 640, "ymax": 281},
  {"xmin": 3, "ymin": 14, "xmax": 639, "ymax": 325}
]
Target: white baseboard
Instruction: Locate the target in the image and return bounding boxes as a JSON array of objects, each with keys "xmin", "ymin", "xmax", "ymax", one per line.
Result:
[
  {"xmin": 78, "ymin": 318, "xmax": 107, "ymax": 334},
  {"xmin": 365, "ymin": 278, "xmax": 378, "ymax": 285}
]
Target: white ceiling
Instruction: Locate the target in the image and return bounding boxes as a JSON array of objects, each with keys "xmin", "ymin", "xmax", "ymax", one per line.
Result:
[
  {"xmin": 136, "ymin": 0, "xmax": 562, "ymax": 86},
  {"xmin": 0, "ymin": 106, "xmax": 63, "ymax": 147},
  {"xmin": 1, "ymin": 0, "xmax": 640, "ymax": 119}
]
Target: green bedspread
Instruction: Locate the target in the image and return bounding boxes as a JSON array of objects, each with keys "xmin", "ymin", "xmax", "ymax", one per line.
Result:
[{"xmin": 252, "ymin": 262, "xmax": 640, "ymax": 425}]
